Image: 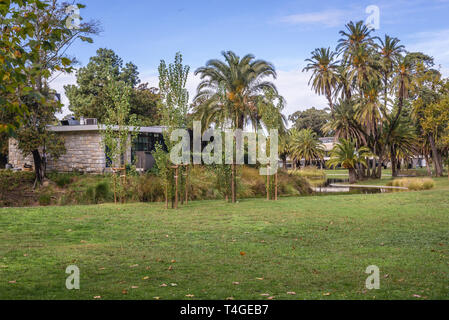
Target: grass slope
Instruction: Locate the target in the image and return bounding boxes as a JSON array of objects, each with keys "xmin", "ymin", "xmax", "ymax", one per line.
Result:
[{"xmin": 1, "ymin": 178, "xmax": 448, "ymax": 300}]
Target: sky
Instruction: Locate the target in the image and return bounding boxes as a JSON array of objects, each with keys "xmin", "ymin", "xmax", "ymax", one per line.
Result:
[{"xmin": 52, "ymin": 0, "xmax": 449, "ymax": 120}]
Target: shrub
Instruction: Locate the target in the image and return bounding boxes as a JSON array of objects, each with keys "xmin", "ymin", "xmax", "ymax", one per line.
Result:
[
  {"xmin": 288, "ymin": 167, "xmax": 326, "ymax": 180},
  {"xmin": 135, "ymin": 175, "xmax": 165, "ymax": 202},
  {"xmin": 390, "ymin": 178, "xmax": 435, "ymax": 191},
  {"xmin": 85, "ymin": 187, "xmax": 95, "ymax": 203},
  {"xmin": 54, "ymin": 175, "xmax": 72, "ymax": 188},
  {"xmin": 95, "ymin": 182, "xmax": 111, "ymax": 203},
  {"xmin": 38, "ymin": 194, "xmax": 52, "ymax": 206}
]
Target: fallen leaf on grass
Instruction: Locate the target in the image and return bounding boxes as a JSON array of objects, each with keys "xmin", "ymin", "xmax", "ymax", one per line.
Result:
[
  {"xmin": 232, "ymin": 282, "xmax": 240, "ymax": 285},
  {"xmin": 153, "ymin": 297, "xmax": 160, "ymax": 300},
  {"xmin": 323, "ymin": 292, "xmax": 331, "ymax": 296},
  {"xmin": 99, "ymin": 267, "xmax": 106, "ymax": 270},
  {"xmin": 8, "ymin": 280, "xmax": 16, "ymax": 284},
  {"xmin": 287, "ymin": 292, "xmax": 296, "ymax": 295},
  {"xmin": 168, "ymin": 266, "xmax": 173, "ymax": 271},
  {"xmin": 240, "ymin": 251, "xmax": 246, "ymax": 256},
  {"xmin": 130, "ymin": 264, "xmax": 139, "ymax": 268},
  {"xmin": 160, "ymin": 283, "xmax": 168, "ymax": 287},
  {"xmin": 256, "ymin": 277, "xmax": 264, "ymax": 280},
  {"xmin": 170, "ymin": 283, "xmax": 177, "ymax": 287},
  {"xmin": 143, "ymin": 276, "xmax": 149, "ymax": 280},
  {"xmin": 226, "ymin": 297, "xmax": 234, "ymax": 300},
  {"xmin": 122, "ymin": 289, "xmax": 128, "ymax": 294},
  {"xmin": 93, "ymin": 296, "xmax": 101, "ymax": 299},
  {"xmin": 413, "ymin": 294, "xmax": 422, "ymax": 298},
  {"xmin": 185, "ymin": 294, "xmax": 195, "ymax": 298},
  {"xmin": 171, "ymin": 260, "xmax": 176, "ymax": 263},
  {"xmin": 267, "ymin": 296, "xmax": 275, "ymax": 300},
  {"xmin": 260, "ymin": 293, "xmax": 270, "ymax": 297},
  {"xmin": 131, "ymin": 286, "xmax": 139, "ymax": 289}
]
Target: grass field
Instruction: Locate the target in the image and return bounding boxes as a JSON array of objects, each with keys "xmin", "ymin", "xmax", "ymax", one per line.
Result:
[{"xmin": 1, "ymin": 178, "xmax": 448, "ymax": 300}]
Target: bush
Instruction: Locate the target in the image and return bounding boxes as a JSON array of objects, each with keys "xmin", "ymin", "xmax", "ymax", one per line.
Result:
[
  {"xmin": 85, "ymin": 187, "xmax": 95, "ymax": 203},
  {"xmin": 135, "ymin": 175, "xmax": 165, "ymax": 202},
  {"xmin": 95, "ymin": 182, "xmax": 111, "ymax": 203},
  {"xmin": 288, "ymin": 167, "xmax": 326, "ymax": 180},
  {"xmin": 390, "ymin": 178, "xmax": 435, "ymax": 191},
  {"xmin": 54, "ymin": 175, "xmax": 72, "ymax": 188},
  {"xmin": 38, "ymin": 194, "xmax": 52, "ymax": 206}
]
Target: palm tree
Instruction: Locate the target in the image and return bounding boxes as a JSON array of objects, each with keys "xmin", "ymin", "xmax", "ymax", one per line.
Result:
[
  {"xmin": 303, "ymin": 47, "xmax": 339, "ymax": 110},
  {"xmin": 327, "ymin": 138, "xmax": 372, "ymax": 183},
  {"xmin": 289, "ymin": 129, "xmax": 325, "ymax": 167},
  {"xmin": 382, "ymin": 116, "xmax": 418, "ymax": 177},
  {"xmin": 376, "ymin": 35, "xmax": 404, "ymax": 112},
  {"xmin": 337, "ymin": 20, "xmax": 375, "ymax": 60},
  {"xmin": 323, "ymin": 98, "xmax": 366, "ymax": 145},
  {"xmin": 193, "ymin": 51, "xmax": 278, "ymax": 203}
]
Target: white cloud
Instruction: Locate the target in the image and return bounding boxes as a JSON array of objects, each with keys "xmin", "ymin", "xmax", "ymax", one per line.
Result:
[{"xmin": 279, "ymin": 9, "xmax": 351, "ymax": 28}]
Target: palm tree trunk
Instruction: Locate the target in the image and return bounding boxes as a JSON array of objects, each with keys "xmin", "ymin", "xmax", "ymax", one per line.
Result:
[
  {"xmin": 428, "ymin": 134, "xmax": 443, "ymax": 177},
  {"xmin": 349, "ymin": 168, "xmax": 357, "ymax": 184}
]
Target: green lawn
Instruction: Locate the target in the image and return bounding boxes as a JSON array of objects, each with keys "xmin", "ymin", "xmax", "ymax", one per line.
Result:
[{"xmin": 1, "ymin": 178, "xmax": 449, "ymax": 300}]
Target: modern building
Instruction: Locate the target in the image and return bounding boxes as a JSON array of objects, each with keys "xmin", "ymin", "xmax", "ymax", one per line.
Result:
[{"xmin": 8, "ymin": 119, "xmax": 165, "ymax": 173}]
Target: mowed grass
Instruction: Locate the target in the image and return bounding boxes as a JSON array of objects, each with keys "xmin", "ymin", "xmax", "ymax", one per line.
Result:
[{"xmin": 1, "ymin": 178, "xmax": 449, "ymax": 300}]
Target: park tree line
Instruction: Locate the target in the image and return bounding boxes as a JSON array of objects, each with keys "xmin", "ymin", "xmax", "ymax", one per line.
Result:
[{"xmin": 1, "ymin": 1, "xmax": 448, "ymax": 198}]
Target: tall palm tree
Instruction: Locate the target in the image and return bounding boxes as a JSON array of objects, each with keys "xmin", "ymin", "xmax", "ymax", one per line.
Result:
[
  {"xmin": 193, "ymin": 51, "xmax": 278, "ymax": 203},
  {"xmin": 337, "ymin": 20, "xmax": 375, "ymax": 61},
  {"xmin": 303, "ymin": 47, "xmax": 339, "ymax": 110},
  {"xmin": 376, "ymin": 35, "xmax": 404, "ymax": 112},
  {"xmin": 289, "ymin": 128, "xmax": 325, "ymax": 167},
  {"xmin": 327, "ymin": 138, "xmax": 372, "ymax": 183}
]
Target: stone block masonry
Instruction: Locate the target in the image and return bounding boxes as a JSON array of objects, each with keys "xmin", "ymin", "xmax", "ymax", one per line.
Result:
[{"xmin": 8, "ymin": 131, "xmax": 107, "ymax": 173}]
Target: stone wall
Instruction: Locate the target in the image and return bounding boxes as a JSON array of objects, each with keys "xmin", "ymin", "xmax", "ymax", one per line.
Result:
[{"xmin": 8, "ymin": 131, "xmax": 107, "ymax": 173}]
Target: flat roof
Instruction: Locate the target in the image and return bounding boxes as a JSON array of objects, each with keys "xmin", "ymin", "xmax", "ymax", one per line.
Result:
[{"xmin": 48, "ymin": 125, "xmax": 165, "ymax": 134}]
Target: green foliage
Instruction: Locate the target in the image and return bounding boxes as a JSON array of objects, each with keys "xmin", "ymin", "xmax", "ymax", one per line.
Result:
[
  {"xmin": 327, "ymin": 138, "xmax": 371, "ymax": 170},
  {"xmin": 288, "ymin": 107, "xmax": 330, "ymax": 136},
  {"xmin": 0, "ymin": 0, "xmax": 98, "ymax": 133},
  {"xmin": 288, "ymin": 167, "xmax": 326, "ymax": 179},
  {"xmin": 94, "ymin": 182, "xmax": 111, "ymax": 203},
  {"xmin": 289, "ymin": 128, "xmax": 325, "ymax": 165},
  {"xmin": 38, "ymin": 194, "xmax": 51, "ymax": 206},
  {"xmin": 54, "ymin": 175, "xmax": 72, "ymax": 188}
]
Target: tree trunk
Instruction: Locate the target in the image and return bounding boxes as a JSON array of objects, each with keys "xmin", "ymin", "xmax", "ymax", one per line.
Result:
[
  {"xmin": 391, "ymin": 146, "xmax": 398, "ymax": 177},
  {"xmin": 349, "ymin": 168, "xmax": 357, "ymax": 184},
  {"xmin": 32, "ymin": 149, "xmax": 44, "ymax": 188},
  {"xmin": 428, "ymin": 134, "xmax": 443, "ymax": 177},
  {"xmin": 425, "ymin": 154, "xmax": 432, "ymax": 176}
]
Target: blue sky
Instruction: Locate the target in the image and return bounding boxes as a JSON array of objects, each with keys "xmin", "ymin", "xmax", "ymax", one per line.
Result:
[{"xmin": 53, "ymin": 0, "xmax": 449, "ymax": 119}]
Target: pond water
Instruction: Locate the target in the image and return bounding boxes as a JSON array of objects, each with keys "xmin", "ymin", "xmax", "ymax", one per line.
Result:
[{"xmin": 310, "ymin": 178, "xmax": 390, "ymax": 195}]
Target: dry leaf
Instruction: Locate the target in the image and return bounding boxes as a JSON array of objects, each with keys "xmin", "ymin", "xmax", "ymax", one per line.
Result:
[
  {"xmin": 260, "ymin": 293, "xmax": 270, "ymax": 296},
  {"xmin": 171, "ymin": 260, "xmax": 176, "ymax": 263},
  {"xmin": 226, "ymin": 297, "xmax": 235, "ymax": 300},
  {"xmin": 160, "ymin": 283, "xmax": 168, "ymax": 287},
  {"xmin": 122, "ymin": 289, "xmax": 128, "ymax": 294},
  {"xmin": 232, "ymin": 282, "xmax": 240, "ymax": 285},
  {"xmin": 153, "ymin": 297, "xmax": 160, "ymax": 300},
  {"xmin": 287, "ymin": 292, "xmax": 296, "ymax": 295},
  {"xmin": 99, "ymin": 267, "xmax": 106, "ymax": 270},
  {"xmin": 170, "ymin": 283, "xmax": 178, "ymax": 287},
  {"xmin": 130, "ymin": 264, "xmax": 138, "ymax": 268},
  {"xmin": 143, "ymin": 276, "xmax": 149, "ymax": 280},
  {"xmin": 168, "ymin": 266, "xmax": 173, "ymax": 271},
  {"xmin": 93, "ymin": 296, "xmax": 101, "ymax": 299},
  {"xmin": 8, "ymin": 280, "xmax": 16, "ymax": 284},
  {"xmin": 185, "ymin": 294, "xmax": 195, "ymax": 298},
  {"xmin": 267, "ymin": 296, "xmax": 275, "ymax": 300},
  {"xmin": 413, "ymin": 294, "xmax": 422, "ymax": 298},
  {"xmin": 323, "ymin": 292, "xmax": 331, "ymax": 296},
  {"xmin": 240, "ymin": 251, "xmax": 246, "ymax": 256},
  {"xmin": 256, "ymin": 277, "xmax": 264, "ymax": 280},
  {"xmin": 131, "ymin": 286, "xmax": 139, "ymax": 289}
]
